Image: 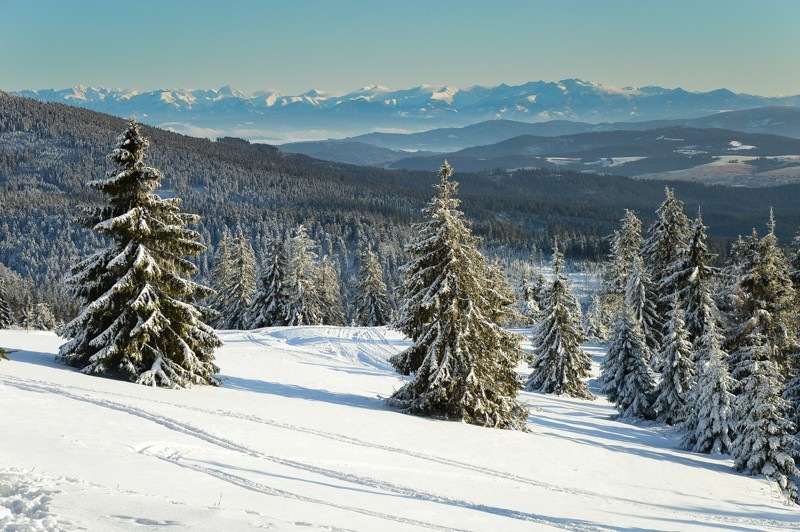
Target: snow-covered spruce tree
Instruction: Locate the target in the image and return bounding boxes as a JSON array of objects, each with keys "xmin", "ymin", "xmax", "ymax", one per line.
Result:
[
  {"xmin": 58, "ymin": 120, "xmax": 221, "ymax": 387},
  {"xmin": 387, "ymin": 162, "xmax": 528, "ymax": 429},
  {"xmin": 518, "ymin": 276, "xmax": 541, "ymax": 327},
  {"xmin": 244, "ymin": 238, "xmax": 291, "ymax": 328},
  {"xmin": 315, "ymin": 256, "xmax": 346, "ymax": 326},
  {"xmin": 730, "ymin": 336, "xmax": 800, "ymax": 503},
  {"xmin": 681, "ymin": 319, "xmax": 734, "ymax": 455},
  {"xmin": 32, "ymin": 303, "xmax": 57, "ymax": 331},
  {"xmin": 526, "ymin": 240, "xmax": 594, "ymax": 399},
  {"xmin": 583, "ymin": 294, "xmax": 610, "ymax": 341},
  {"xmin": 485, "ymin": 256, "xmax": 523, "ymax": 327},
  {"xmin": 601, "ymin": 308, "xmax": 657, "ymax": 419},
  {"xmin": 354, "ymin": 250, "xmax": 391, "ymax": 326},
  {"xmin": 219, "ymin": 231, "xmax": 256, "ymax": 330},
  {"xmin": 284, "ymin": 225, "xmax": 321, "ymax": 326},
  {"xmin": 642, "ymin": 187, "xmax": 691, "ymax": 334},
  {"xmin": 791, "ymin": 230, "xmax": 800, "ymax": 298},
  {"xmin": 603, "ymin": 209, "xmax": 644, "ymax": 318},
  {"xmin": 209, "ymin": 228, "xmax": 233, "ymax": 325},
  {"xmin": 670, "ymin": 210, "xmax": 720, "ymax": 347},
  {"xmin": 727, "ymin": 213, "xmax": 796, "ymax": 375},
  {"xmin": 0, "ymin": 280, "xmax": 13, "ymax": 328},
  {"xmin": 652, "ymin": 298, "xmax": 694, "ymax": 425},
  {"xmin": 625, "ymin": 255, "xmax": 661, "ymax": 352}
]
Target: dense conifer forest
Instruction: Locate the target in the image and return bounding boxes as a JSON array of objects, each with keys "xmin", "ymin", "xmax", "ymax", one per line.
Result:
[{"xmin": 2, "ymin": 91, "xmax": 800, "ymax": 324}]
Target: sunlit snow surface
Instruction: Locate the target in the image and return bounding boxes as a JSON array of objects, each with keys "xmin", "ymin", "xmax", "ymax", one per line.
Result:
[{"xmin": 1, "ymin": 328, "xmax": 797, "ymax": 531}]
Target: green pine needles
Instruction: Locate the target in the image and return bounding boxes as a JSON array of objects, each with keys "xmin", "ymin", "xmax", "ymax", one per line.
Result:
[
  {"xmin": 388, "ymin": 162, "xmax": 528, "ymax": 430},
  {"xmin": 58, "ymin": 120, "xmax": 221, "ymax": 387}
]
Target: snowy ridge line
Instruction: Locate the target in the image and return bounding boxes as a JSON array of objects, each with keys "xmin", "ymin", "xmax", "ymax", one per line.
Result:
[
  {"xmin": 143, "ymin": 451, "xmax": 467, "ymax": 532},
  {"xmin": 2, "ymin": 377, "xmax": 605, "ymax": 531}
]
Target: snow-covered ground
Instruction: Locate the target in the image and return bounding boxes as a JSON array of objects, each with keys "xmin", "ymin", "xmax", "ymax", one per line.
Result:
[{"xmin": 1, "ymin": 327, "xmax": 797, "ymax": 531}]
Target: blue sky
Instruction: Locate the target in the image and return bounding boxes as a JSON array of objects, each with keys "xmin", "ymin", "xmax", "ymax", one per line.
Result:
[{"xmin": 2, "ymin": 0, "xmax": 798, "ymax": 95}]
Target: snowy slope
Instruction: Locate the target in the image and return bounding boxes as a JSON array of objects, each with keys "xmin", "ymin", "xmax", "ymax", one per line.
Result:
[{"xmin": 1, "ymin": 328, "xmax": 797, "ymax": 531}]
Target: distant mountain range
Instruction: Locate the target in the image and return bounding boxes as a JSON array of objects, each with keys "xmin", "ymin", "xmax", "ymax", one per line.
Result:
[
  {"xmin": 13, "ymin": 80, "xmax": 800, "ymax": 143},
  {"xmin": 276, "ymin": 108, "xmax": 800, "ymax": 186}
]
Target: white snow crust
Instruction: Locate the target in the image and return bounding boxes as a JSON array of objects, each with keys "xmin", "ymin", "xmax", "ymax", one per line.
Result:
[{"xmin": 1, "ymin": 328, "xmax": 797, "ymax": 530}]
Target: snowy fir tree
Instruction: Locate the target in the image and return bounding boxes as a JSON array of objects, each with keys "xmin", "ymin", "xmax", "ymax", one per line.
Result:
[
  {"xmin": 731, "ymin": 339, "xmax": 800, "ymax": 503},
  {"xmin": 353, "ymin": 250, "xmax": 391, "ymax": 326},
  {"xmin": 526, "ymin": 240, "xmax": 594, "ymax": 399},
  {"xmin": 387, "ymin": 162, "xmax": 528, "ymax": 429},
  {"xmin": 518, "ymin": 276, "xmax": 541, "ymax": 327},
  {"xmin": 315, "ymin": 256, "xmax": 346, "ymax": 326},
  {"xmin": 652, "ymin": 299, "xmax": 694, "ymax": 425},
  {"xmin": 583, "ymin": 294, "xmax": 610, "ymax": 341},
  {"xmin": 672, "ymin": 211, "xmax": 720, "ymax": 349},
  {"xmin": 209, "ymin": 229, "xmax": 233, "ymax": 324},
  {"xmin": 681, "ymin": 319, "xmax": 734, "ymax": 455},
  {"xmin": 485, "ymin": 256, "xmax": 522, "ymax": 327},
  {"xmin": 641, "ymin": 187, "xmax": 691, "ymax": 331},
  {"xmin": 601, "ymin": 308, "xmax": 656, "ymax": 419},
  {"xmin": 244, "ymin": 238, "xmax": 291, "ymax": 328},
  {"xmin": 604, "ymin": 209, "xmax": 644, "ymax": 317},
  {"xmin": 219, "ymin": 231, "xmax": 256, "ymax": 330},
  {"xmin": 727, "ymin": 213, "xmax": 796, "ymax": 375},
  {"xmin": 58, "ymin": 120, "xmax": 221, "ymax": 387},
  {"xmin": 0, "ymin": 280, "xmax": 13, "ymax": 328},
  {"xmin": 625, "ymin": 255, "xmax": 661, "ymax": 352},
  {"xmin": 284, "ymin": 225, "xmax": 322, "ymax": 326},
  {"xmin": 791, "ymin": 230, "xmax": 800, "ymax": 296},
  {"xmin": 32, "ymin": 302, "xmax": 57, "ymax": 331}
]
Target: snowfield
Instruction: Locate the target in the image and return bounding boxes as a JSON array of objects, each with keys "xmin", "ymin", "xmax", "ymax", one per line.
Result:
[{"xmin": 1, "ymin": 327, "xmax": 798, "ymax": 531}]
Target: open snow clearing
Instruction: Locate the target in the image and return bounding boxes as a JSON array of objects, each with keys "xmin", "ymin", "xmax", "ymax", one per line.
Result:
[{"xmin": 1, "ymin": 327, "xmax": 797, "ymax": 531}]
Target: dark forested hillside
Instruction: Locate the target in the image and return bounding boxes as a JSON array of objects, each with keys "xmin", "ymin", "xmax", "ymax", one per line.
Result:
[{"xmin": 1, "ymin": 91, "xmax": 800, "ymax": 321}]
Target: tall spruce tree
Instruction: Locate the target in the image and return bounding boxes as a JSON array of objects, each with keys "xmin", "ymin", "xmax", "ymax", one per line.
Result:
[
  {"xmin": 58, "ymin": 120, "xmax": 221, "ymax": 387},
  {"xmin": 731, "ymin": 338, "xmax": 800, "ymax": 503},
  {"xmin": 209, "ymin": 229, "xmax": 233, "ymax": 325},
  {"xmin": 652, "ymin": 299, "xmax": 694, "ymax": 425},
  {"xmin": 284, "ymin": 225, "xmax": 321, "ymax": 326},
  {"xmin": 219, "ymin": 231, "xmax": 256, "ymax": 330},
  {"xmin": 526, "ymin": 240, "xmax": 594, "ymax": 399},
  {"xmin": 0, "ymin": 280, "xmax": 13, "ymax": 328},
  {"xmin": 672, "ymin": 211, "xmax": 720, "ymax": 347},
  {"xmin": 642, "ymin": 187, "xmax": 691, "ymax": 337},
  {"xmin": 244, "ymin": 238, "xmax": 291, "ymax": 328},
  {"xmin": 604, "ymin": 209, "xmax": 644, "ymax": 318},
  {"xmin": 583, "ymin": 294, "xmax": 610, "ymax": 341},
  {"xmin": 518, "ymin": 276, "xmax": 541, "ymax": 327},
  {"xmin": 354, "ymin": 250, "xmax": 391, "ymax": 326},
  {"xmin": 601, "ymin": 308, "xmax": 656, "ymax": 419},
  {"xmin": 727, "ymin": 213, "xmax": 796, "ymax": 377},
  {"xmin": 315, "ymin": 256, "xmax": 346, "ymax": 326},
  {"xmin": 387, "ymin": 162, "xmax": 527, "ymax": 429},
  {"xmin": 681, "ymin": 319, "xmax": 734, "ymax": 455},
  {"xmin": 626, "ymin": 255, "xmax": 661, "ymax": 352},
  {"xmin": 485, "ymin": 256, "xmax": 522, "ymax": 327}
]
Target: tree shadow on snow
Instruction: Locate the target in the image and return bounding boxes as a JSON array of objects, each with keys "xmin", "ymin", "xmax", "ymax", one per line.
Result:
[
  {"xmin": 527, "ymin": 413, "xmax": 732, "ymax": 474},
  {"xmin": 1, "ymin": 346, "xmax": 75, "ymax": 372},
  {"xmin": 222, "ymin": 375, "xmax": 387, "ymax": 411}
]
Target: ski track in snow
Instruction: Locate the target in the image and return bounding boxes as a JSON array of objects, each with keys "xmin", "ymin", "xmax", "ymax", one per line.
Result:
[
  {"xmin": 3, "ymin": 376, "xmax": 608, "ymax": 532},
  {"xmin": 3, "ymin": 373, "xmax": 797, "ymax": 531}
]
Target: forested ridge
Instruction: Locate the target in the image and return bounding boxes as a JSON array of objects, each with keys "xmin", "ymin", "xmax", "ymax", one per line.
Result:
[{"xmin": 2, "ymin": 91, "xmax": 800, "ymax": 321}]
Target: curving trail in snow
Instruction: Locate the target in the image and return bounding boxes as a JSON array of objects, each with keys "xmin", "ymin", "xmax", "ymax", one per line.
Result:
[{"xmin": 1, "ymin": 327, "xmax": 798, "ymax": 531}]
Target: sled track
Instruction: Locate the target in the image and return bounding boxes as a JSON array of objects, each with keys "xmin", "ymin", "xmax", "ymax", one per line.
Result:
[
  {"xmin": 4, "ymin": 375, "xmax": 797, "ymax": 531},
  {"xmin": 3, "ymin": 376, "xmax": 610, "ymax": 532}
]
